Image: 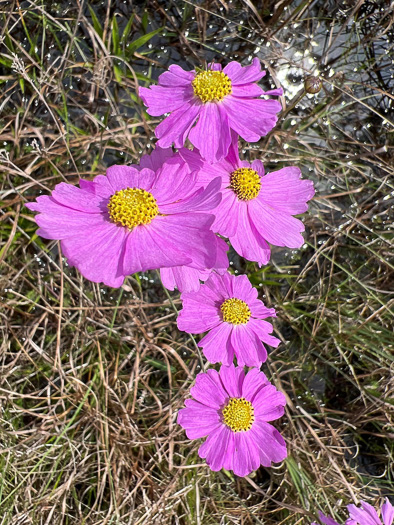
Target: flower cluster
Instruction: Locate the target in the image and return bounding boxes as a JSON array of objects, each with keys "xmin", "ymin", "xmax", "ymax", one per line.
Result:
[{"xmin": 27, "ymin": 59, "xmax": 315, "ymax": 478}]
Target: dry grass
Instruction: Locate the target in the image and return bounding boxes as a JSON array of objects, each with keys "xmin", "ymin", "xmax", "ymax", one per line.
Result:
[{"xmin": 0, "ymin": 0, "xmax": 393, "ymax": 523}]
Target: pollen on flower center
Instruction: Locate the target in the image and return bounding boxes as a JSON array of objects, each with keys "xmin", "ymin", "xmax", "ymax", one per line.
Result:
[
  {"xmin": 107, "ymin": 188, "xmax": 159, "ymax": 229},
  {"xmin": 221, "ymin": 298, "xmax": 251, "ymax": 325},
  {"xmin": 222, "ymin": 397, "xmax": 255, "ymax": 432},
  {"xmin": 230, "ymin": 167, "xmax": 261, "ymax": 201},
  {"xmin": 192, "ymin": 70, "xmax": 232, "ymax": 103}
]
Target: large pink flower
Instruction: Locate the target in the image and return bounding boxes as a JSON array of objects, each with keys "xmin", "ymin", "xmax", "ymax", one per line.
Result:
[
  {"xmin": 26, "ymin": 155, "xmax": 222, "ymax": 287},
  {"xmin": 178, "ymin": 364, "xmax": 287, "ymax": 477},
  {"xmin": 177, "ymin": 271, "xmax": 280, "ymax": 367},
  {"xmin": 180, "ymin": 134, "xmax": 315, "ymax": 265},
  {"xmin": 139, "ymin": 59, "xmax": 282, "ymax": 163}
]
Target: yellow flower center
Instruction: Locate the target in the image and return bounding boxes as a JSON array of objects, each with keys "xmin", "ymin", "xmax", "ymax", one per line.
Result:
[
  {"xmin": 107, "ymin": 188, "xmax": 159, "ymax": 229},
  {"xmin": 222, "ymin": 397, "xmax": 255, "ymax": 432},
  {"xmin": 230, "ymin": 167, "xmax": 261, "ymax": 201},
  {"xmin": 220, "ymin": 298, "xmax": 251, "ymax": 325},
  {"xmin": 192, "ymin": 70, "xmax": 232, "ymax": 103}
]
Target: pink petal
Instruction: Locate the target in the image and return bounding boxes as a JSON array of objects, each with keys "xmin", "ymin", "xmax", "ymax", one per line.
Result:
[
  {"xmin": 198, "ymin": 425, "xmax": 234, "ymax": 472},
  {"xmin": 177, "ymin": 401, "xmax": 221, "ymax": 439},
  {"xmin": 139, "ymin": 84, "xmax": 193, "ymax": 116},
  {"xmin": 347, "ymin": 502, "xmax": 382, "ymax": 525},
  {"xmin": 152, "ymin": 155, "xmax": 197, "ymax": 205},
  {"xmin": 61, "ymin": 222, "xmax": 128, "ymax": 288},
  {"xmin": 231, "ymin": 84, "xmax": 264, "ymax": 98},
  {"xmin": 219, "ymin": 363, "xmax": 245, "ymax": 398},
  {"xmin": 51, "ymin": 183, "xmax": 103, "ymax": 212},
  {"xmin": 232, "ymin": 431, "xmax": 261, "ymax": 477},
  {"xmin": 87, "ymin": 174, "xmax": 115, "ymax": 199},
  {"xmin": 260, "ymin": 166, "xmax": 315, "ymax": 214},
  {"xmin": 249, "ymin": 421, "xmax": 287, "ymax": 466},
  {"xmin": 249, "ymin": 197, "xmax": 306, "ymax": 248},
  {"xmin": 190, "ymin": 369, "xmax": 228, "ymax": 409},
  {"xmin": 121, "ymin": 219, "xmax": 192, "ymax": 275},
  {"xmin": 241, "ymin": 367, "xmax": 269, "ymax": 401},
  {"xmin": 382, "ymin": 500, "xmax": 394, "ymax": 525},
  {"xmin": 178, "ymin": 147, "xmax": 205, "ymax": 175},
  {"xmin": 106, "ymin": 165, "xmax": 154, "ymax": 193},
  {"xmin": 155, "ymin": 101, "xmax": 201, "ymax": 148},
  {"xmin": 248, "ymin": 318, "xmax": 281, "ymax": 348},
  {"xmin": 188, "ymin": 102, "xmax": 231, "ymax": 162},
  {"xmin": 139, "ymin": 146, "xmax": 175, "ymax": 171},
  {"xmin": 230, "ymin": 325, "xmax": 264, "ymax": 367},
  {"xmin": 223, "ymin": 97, "xmax": 281, "ymax": 142},
  {"xmin": 251, "ymin": 159, "xmax": 265, "ymax": 177},
  {"xmin": 212, "ymin": 190, "xmax": 240, "ymax": 238},
  {"xmin": 249, "ymin": 301, "xmax": 276, "ymax": 319},
  {"xmin": 159, "ymin": 177, "xmax": 221, "ymax": 214},
  {"xmin": 231, "ymin": 273, "xmax": 258, "ymax": 303},
  {"xmin": 161, "ymin": 265, "xmax": 210, "ymax": 294},
  {"xmin": 214, "ymin": 237, "xmax": 229, "ymax": 273},
  {"xmin": 252, "ymin": 384, "xmax": 286, "ymax": 421},
  {"xmin": 177, "ymin": 301, "xmax": 221, "ymax": 333},
  {"xmin": 318, "ymin": 513, "xmax": 342, "ymax": 525},
  {"xmin": 202, "ymin": 272, "xmax": 231, "ymax": 300},
  {"xmin": 207, "ymin": 63, "xmax": 223, "ymax": 72},
  {"xmin": 159, "ymin": 65, "xmax": 195, "ymax": 86},
  {"xmin": 199, "ymin": 323, "xmax": 233, "ymax": 365},
  {"xmin": 157, "ymin": 213, "xmax": 216, "ymax": 270},
  {"xmin": 229, "ymin": 204, "xmax": 271, "ymax": 265},
  {"xmin": 28, "ymin": 196, "xmax": 107, "ymax": 240},
  {"xmin": 223, "ymin": 58, "xmax": 265, "ymax": 85}
]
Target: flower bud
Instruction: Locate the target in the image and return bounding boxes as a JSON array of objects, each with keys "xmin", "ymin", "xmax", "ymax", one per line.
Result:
[{"xmin": 305, "ymin": 75, "xmax": 322, "ymax": 94}]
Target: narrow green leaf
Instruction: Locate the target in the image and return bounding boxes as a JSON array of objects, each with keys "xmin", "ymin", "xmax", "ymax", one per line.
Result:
[
  {"xmin": 111, "ymin": 17, "xmax": 120, "ymax": 55},
  {"xmin": 121, "ymin": 13, "xmax": 135, "ymax": 44},
  {"xmin": 88, "ymin": 6, "xmax": 103, "ymax": 38},
  {"xmin": 128, "ymin": 27, "xmax": 163, "ymax": 56}
]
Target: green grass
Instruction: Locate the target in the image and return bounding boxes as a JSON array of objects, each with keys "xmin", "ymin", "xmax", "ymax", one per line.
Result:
[{"xmin": 0, "ymin": 0, "xmax": 393, "ymax": 523}]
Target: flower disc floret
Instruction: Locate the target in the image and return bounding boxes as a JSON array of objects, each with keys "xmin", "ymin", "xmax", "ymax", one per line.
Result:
[
  {"xmin": 192, "ymin": 70, "xmax": 232, "ymax": 103},
  {"xmin": 221, "ymin": 297, "xmax": 251, "ymax": 325},
  {"xmin": 107, "ymin": 187, "xmax": 159, "ymax": 229},
  {"xmin": 230, "ymin": 167, "xmax": 261, "ymax": 201},
  {"xmin": 222, "ymin": 397, "xmax": 255, "ymax": 432}
]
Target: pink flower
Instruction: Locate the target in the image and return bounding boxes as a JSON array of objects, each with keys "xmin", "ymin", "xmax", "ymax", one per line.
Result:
[
  {"xmin": 177, "ymin": 363, "xmax": 287, "ymax": 477},
  {"xmin": 139, "ymin": 59, "xmax": 282, "ymax": 163},
  {"xmin": 160, "ymin": 236, "xmax": 229, "ymax": 293},
  {"xmin": 26, "ymin": 155, "xmax": 222, "ymax": 287},
  {"xmin": 181, "ymin": 134, "xmax": 315, "ymax": 265},
  {"xmin": 311, "ymin": 500, "xmax": 394, "ymax": 525},
  {"xmin": 347, "ymin": 500, "xmax": 394, "ymax": 525},
  {"xmin": 177, "ymin": 271, "xmax": 280, "ymax": 367}
]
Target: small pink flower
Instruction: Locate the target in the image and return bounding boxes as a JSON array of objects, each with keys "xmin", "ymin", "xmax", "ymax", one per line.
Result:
[
  {"xmin": 26, "ymin": 154, "xmax": 222, "ymax": 287},
  {"xmin": 181, "ymin": 134, "xmax": 315, "ymax": 265},
  {"xmin": 139, "ymin": 59, "xmax": 282, "ymax": 163},
  {"xmin": 178, "ymin": 363, "xmax": 287, "ymax": 477},
  {"xmin": 177, "ymin": 271, "xmax": 280, "ymax": 367}
]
